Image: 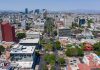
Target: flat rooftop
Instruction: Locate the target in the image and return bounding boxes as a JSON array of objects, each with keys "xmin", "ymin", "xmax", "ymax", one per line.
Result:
[
  {"xmin": 10, "ymin": 44, "xmax": 36, "ymax": 54},
  {"xmin": 11, "ymin": 61, "xmax": 33, "ymax": 68},
  {"xmin": 26, "ymin": 31, "xmax": 40, "ymax": 35},
  {"xmin": 19, "ymin": 38, "xmax": 39, "ymax": 44}
]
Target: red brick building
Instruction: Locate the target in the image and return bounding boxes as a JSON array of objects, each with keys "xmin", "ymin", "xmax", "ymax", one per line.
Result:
[{"xmin": 1, "ymin": 22, "xmax": 16, "ymax": 42}]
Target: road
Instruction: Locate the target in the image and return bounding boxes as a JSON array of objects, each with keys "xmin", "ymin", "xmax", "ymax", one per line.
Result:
[
  {"xmin": 38, "ymin": 50, "xmax": 46, "ymax": 70},
  {"xmin": 53, "ymin": 40, "xmax": 61, "ymax": 70},
  {"xmin": 38, "ymin": 33, "xmax": 61, "ymax": 70}
]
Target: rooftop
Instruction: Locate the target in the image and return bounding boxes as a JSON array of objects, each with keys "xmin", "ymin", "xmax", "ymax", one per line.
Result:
[
  {"xmin": 26, "ymin": 30, "xmax": 40, "ymax": 35},
  {"xmin": 11, "ymin": 61, "xmax": 33, "ymax": 68},
  {"xmin": 10, "ymin": 44, "xmax": 36, "ymax": 54},
  {"xmin": 19, "ymin": 38, "xmax": 39, "ymax": 44},
  {"xmin": 83, "ymin": 53, "xmax": 100, "ymax": 68}
]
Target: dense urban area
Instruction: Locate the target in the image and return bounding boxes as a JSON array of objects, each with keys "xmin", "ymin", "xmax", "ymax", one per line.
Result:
[{"xmin": 0, "ymin": 9, "xmax": 100, "ymax": 70}]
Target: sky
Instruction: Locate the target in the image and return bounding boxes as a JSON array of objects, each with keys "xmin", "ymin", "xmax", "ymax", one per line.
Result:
[{"xmin": 0, "ymin": 0, "xmax": 100, "ymax": 11}]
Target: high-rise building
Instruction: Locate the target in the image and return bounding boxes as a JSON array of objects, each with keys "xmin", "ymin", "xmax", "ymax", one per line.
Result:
[
  {"xmin": 25, "ymin": 8, "xmax": 28, "ymax": 14},
  {"xmin": 79, "ymin": 19, "xmax": 86, "ymax": 26},
  {"xmin": 0, "ymin": 23, "xmax": 2, "ymax": 42},
  {"xmin": 34, "ymin": 9, "xmax": 40, "ymax": 14},
  {"xmin": 1, "ymin": 22, "xmax": 16, "ymax": 42}
]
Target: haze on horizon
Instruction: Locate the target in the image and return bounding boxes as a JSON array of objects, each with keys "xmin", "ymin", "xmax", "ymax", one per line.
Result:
[{"xmin": 0, "ymin": 0, "xmax": 100, "ymax": 11}]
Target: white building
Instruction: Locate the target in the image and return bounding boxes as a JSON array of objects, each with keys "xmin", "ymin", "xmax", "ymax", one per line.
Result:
[
  {"xmin": 26, "ymin": 30, "xmax": 40, "ymax": 39},
  {"xmin": 83, "ymin": 53, "xmax": 100, "ymax": 66},
  {"xmin": 10, "ymin": 38, "xmax": 39, "ymax": 69},
  {"xmin": 19, "ymin": 38, "xmax": 39, "ymax": 46},
  {"xmin": 91, "ymin": 23, "xmax": 100, "ymax": 31},
  {"xmin": 33, "ymin": 18, "xmax": 45, "ymax": 32},
  {"xmin": 10, "ymin": 44, "xmax": 36, "ymax": 69},
  {"xmin": 21, "ymin": 20, "xmax": 26, "ymax": 29},
  {"xmin": 81, "ymin": 28, "xmax": 94, "ymax": 39}
]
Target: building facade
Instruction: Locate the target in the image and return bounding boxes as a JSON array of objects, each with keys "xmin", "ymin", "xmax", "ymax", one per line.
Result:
[
  {"xmin": 0, "ymin": 23, "xmax": 2, "ymax": 42},
  {"xmin": 1, "ymin": 22, "xmax": 16, "ymax": 42}
]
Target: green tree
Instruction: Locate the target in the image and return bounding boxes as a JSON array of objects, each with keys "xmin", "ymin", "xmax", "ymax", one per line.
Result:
[
  {"xmin": 50, "ymin": 65, "xmax": 55, "ymax": 70},
  {"xmin": 65, "ymin": 48, "xmax": 72, "ymax": 57},
  {"xmin": 55, "ymin": 41, "xmax": 61, "ymax": 50},
  {"xmin": 53, "ymin": 30, "xmax": 57, "ymax": 36},
  {"xmin": 39, "ymin": 39, "xmax": 45, "ymax": 45},
  {"xmin": 95, "ymin": 51, "xmax": 100, "ymax": 56},
  {"xmin": 66, "ymin": 44, "xmax": 73, "ymax": 48},
  {"xmin": 72, "ymin": 22, "xmax": 79, "ymax": 28},
  {"xmin": 0, "ymin": 45, "xmax": 5, "ymax": 55},
  {"xmin": 41, "ymin": 65, "xmax": 48, "ymax": 70},
  {"xmin": 44, "ymin": 54, "xmax": 56, "ymax": 65},
  {"xmin": 87, "ymin": 19, "xmax": 94, "ymax": 28},
  {"xmin": 58, "ymin": 58, "xmax": 65, "ymax": 65},
  {"xmin": 77, "ymin": 48, "xmax": 84, "ymax": 56},
  {"xmin": 16, "ymin": 32, "xmax": 26, "ymax": 39},
  {"xmin": 65, "ymin": 48, "xmax": 84, "ymax": 57},
  {"xmin": 93, "ymin": 42, "xmax": 100, "ymax": 51},
  {"xmin": 44, "ymin": 44, "xmax": 53, "ymax": 51},
  {"xmin": 44, "ymin": 17, "xmax": 55, "ymax": 35},
  {"xmin": 35, "ymin": 50, "xmax": 40, "ymax": 56}
]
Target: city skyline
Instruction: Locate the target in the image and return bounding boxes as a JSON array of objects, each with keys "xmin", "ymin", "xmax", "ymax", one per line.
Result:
[{"xmin": 0, "ymin": 0, "xmax": 100, "ymax": 11}]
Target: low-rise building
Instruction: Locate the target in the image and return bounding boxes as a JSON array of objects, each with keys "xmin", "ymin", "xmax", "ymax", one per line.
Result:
[
  {"xmin": 10, "ymin": 38, "xmax": 39, "ymax": 69},
  {"xmin": 10, "ymin": 44, "xmax": 36, "ymax": 69},
  {"xmin": 19, "ymin": 38, "xmax": 39, "ymax": 46},
  {"xmin": 0, "ymin": 55, "xmax": 11, "ymax": 70},
  {"xmin": 83, "ymin": 53, "xmax": 100, "ymax": 68},
  {"xmin": 26, "ymin": 30, "xmax": 40, "ymax": 39},
  {"xmin": 33, "ymin": 18, "xmax": 45, "ymax": 32}
]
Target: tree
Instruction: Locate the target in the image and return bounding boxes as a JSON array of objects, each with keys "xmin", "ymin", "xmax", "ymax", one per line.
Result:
[
  {"xmin": 53, "ymin": 30, "xmax": 57, "ymax": 36},
  {"xmin": 39, "ymin": 39, "xmax": 45, "ymax": 45},
  {"xmin": 44, "ymin": 44, "xmax": 53, "ymax": 51},
  {"xmin": 44, "ymin": 54, "xmax": 56, "ymax": 65},
  {"xmin": 77, "ymin": 48, "xmax": 84, "ymax": 56},
  {"xmin": 50, "ymin": 65, "xmax": 55, "ymax": 70},
  {"xmin": 16, "ymin": 32, "xmax": 26, "ymax": 39},
  {"xmin": 58, "ymin": 58, "xmax": 65, "ymax": 65},
  {"xmin": 72, "ymin": 22, "xmax": 79, "ymax": 28},
  {"xmin": 41, "ymin": 65, "xmax": 48, "ymax": 70},
  {"xmin": 35, "ymin": 50, "xmax": 40, "ymax": 56},
  {"xmin": 95, "ymin": 51, "xmax": 100, "ymax": 56},
  {"xmin": 66, "ymin": 44, "xmax": 73, "ymax": 48},
  {"xmin": 65, "ymin": 48, "xmax": 84, "ymax": 57},
  {"xmin": 65, "ymin": 48, "xmax": 72, "ymax": 57},
  {"xmin": 55, "ymin": 41, "xmax": 61, "ymax": 50},
  {"xmin": 93, "ymin": 42, "xmax": 100, "ymax": 51},
  {"xmin": 44, "ymin": 17, "xmax": 55, "ymax": 35},
  {"xmin": 87, "ymin": 19, "xmax": 94, "ymax": 28},
  {"xmin": 0, "ymin": 45, "xmax": 5, "ymax": 55}
]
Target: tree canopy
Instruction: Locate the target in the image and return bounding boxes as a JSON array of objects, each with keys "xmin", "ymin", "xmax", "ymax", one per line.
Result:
[
  {"xmin": 44, "ymin": 17, "xmax": 55, "ymax": 35},
  {"xmin": 44, "ymin": 43, "xmax": 53, "ymax": 51},
  {"xmin": 87, "ymin": 19, "xmax": 94, "ymax": 28},
  {"xmin": 44, "ymin": 54, "xmax": 56, "ymax": 65},
  {"xmin": 55, "ymin": 41, "xmax": 61, "ymax": 50},
  {"xmin": 93, "ymin": 42, "xmax": 100, "ymax": 51},
  {"xmin": 0, "ymin": 45, "xmax": 5, "ymax": 55},
  {"xmin": 65, "ymin": 48, "xmax": 84, "ymax": 57},
  {"xmin": 16, "ymin": 32, "xmax": 26, "ymax": 39},
  {"xmin": 58, "ymin": 58, "xmax": 65, "ymax": 65}
]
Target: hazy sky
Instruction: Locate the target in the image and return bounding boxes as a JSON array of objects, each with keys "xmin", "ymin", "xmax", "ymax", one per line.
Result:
[{"xmin": 0, "ymin": 0, "xmax": 100, "ymax": 11}]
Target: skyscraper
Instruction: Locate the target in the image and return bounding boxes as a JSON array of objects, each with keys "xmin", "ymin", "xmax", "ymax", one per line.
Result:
[
  {"xmin": 34, "ymin": 9, "xmax": 40, "ymax": 14},
  {"xmin": 25, "ymin": 8, "xmax": 28, "ymax": 14},
  {"xmin": 1, "ymin": 22, "xmax": 16, "ymax": 42}
]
